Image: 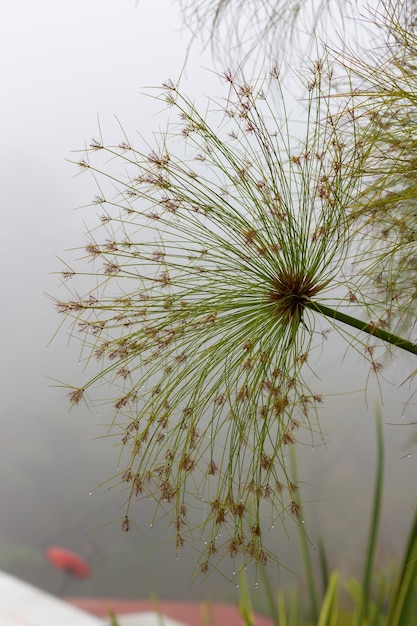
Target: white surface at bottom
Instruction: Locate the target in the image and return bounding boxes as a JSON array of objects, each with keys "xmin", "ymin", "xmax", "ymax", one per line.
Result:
[
  {"xmin": 105, "ymin": 612, "xmax": 191, "ymax": 626},
  {"xmin": 0, "ymin": 572, "xmax": 192, "ymax": 626},
  {"xmin": 0, "ymin": 570, "xmax": 102, "ymax": 626}
]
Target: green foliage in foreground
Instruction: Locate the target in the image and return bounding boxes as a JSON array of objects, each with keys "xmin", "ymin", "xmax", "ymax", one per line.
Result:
[{"xmin": 238, "ymin": 409, "xmax": 417, "ymax": 626}]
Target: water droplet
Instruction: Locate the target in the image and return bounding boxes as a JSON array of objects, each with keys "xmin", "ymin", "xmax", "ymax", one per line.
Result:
[
  {"xmin": 311, "ymin": 447, "xmax": 315, "ymax": 451},
  {"xmin": 204, "ymin": 541, "xmax": 208, "ymax": 545},
  {"xmin": 176, "ymin": 556, "xmax": 179, "ymax": 560},
  {"xmin": 150, "ymin": 523, "xmax": 153, "ymax": 528},
  {"xmin": 270, "ymin": 524, "xmax": 274, "ymax": 529},
  {"xmin": 232, "ymin": 571, "xmax": 236, "ymax": 575},
  {"xmin": 301, "ymin": 519, "xmax": 305, "ymax": 524},
  {"xmin": 88, "ymin": 491, "xmax": 92, "ymax": 496},
  {"xmin": 408, "ymin": 454, "xmax": 411, "ymax": 458},
  {"xmin": 235, "ymin": 584, "xmax": 239, "ymax": 588}
]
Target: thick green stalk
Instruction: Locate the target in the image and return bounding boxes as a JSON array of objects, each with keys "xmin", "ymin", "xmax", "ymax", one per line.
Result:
[{"xmin": 306, "ymin": 301, "xmax": 417, "ymax": 356}]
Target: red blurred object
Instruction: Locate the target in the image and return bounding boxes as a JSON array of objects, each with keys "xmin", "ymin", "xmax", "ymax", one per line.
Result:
[{"xmin": 46, "ymin": 546, "xmax": 91, "ymax": 579}]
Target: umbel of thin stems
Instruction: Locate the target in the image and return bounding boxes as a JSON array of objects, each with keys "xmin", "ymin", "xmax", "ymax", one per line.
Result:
[{"xmin": 54, "ymin": 62, "xmax": 414, "ymax": 576}]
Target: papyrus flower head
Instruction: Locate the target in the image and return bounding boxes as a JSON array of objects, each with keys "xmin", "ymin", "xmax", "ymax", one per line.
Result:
[{"xmin": 55, "ymin": 65, "xmax": 365, "ymax": 575}]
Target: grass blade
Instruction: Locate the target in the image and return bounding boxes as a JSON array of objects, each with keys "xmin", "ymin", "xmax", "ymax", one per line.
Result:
[
  {"xmin": 356, "ymin": 406, "xmax": 384, "ymax": 626},
  {"xmin": 238, "ymin": 571, "xmax": 255, "ymax": 626},
  {"xmin": 318, "ymin": 535, "xmax": 330, "ymax": 597},
  {"xmin": 290, "ymin": 446, "xmax": 320, "ymax": 623},
  {"xmin": 317, "ymin": 571, "xmax": 339, "ymax": 626},
  {"xmin": 258, "ymin": 566, "xmax": 281, "ymax": 625},
  {"xmin": 386, "ymin": 511, "xmax": 417, "ymax": 625}
]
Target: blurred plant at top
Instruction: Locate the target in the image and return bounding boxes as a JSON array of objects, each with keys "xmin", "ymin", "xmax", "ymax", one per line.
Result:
[
  {"xmin": 54, "ymin": 0, "xmax": 417, "ymax": 576},
  {"xmin": 179, "ymin": 0, "xmax": 370, "ymax": 69}
]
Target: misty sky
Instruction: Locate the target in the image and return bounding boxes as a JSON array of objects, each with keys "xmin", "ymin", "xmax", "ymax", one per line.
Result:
[
  {"xmin": 1, "ymin": 0, "xmax": 416, "ymax": 598},
  {"xmin": 1, "ymin": 0, "xmax": 219, "ymax": 408},
  {"xmin": 0, "ymin": 0, "xmax": 227, "ymax": 596}
]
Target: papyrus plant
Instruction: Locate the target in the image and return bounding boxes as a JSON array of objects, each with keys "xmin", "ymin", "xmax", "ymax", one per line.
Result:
[{"xmin": 55, "ymin": 53, "xmax": 416, "ymax": 576}]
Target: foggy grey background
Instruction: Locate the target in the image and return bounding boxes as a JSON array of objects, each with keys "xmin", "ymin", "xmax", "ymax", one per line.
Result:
[{"xmin": 1, "ymin": 0, "xmax": 416, "ymax": 604}]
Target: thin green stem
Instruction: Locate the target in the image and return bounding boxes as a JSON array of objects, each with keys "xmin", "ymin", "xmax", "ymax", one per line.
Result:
[
  {"xmin": 306, "ymin": 301, "xmax": 417, "ymax": 356},
  {"xmin": 290, "ymin": 446, "xmax": 319, "ymax": 624},
  {"xmin": 356, "ymin": 406, "xmax": 384, "ymax": 626}
]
